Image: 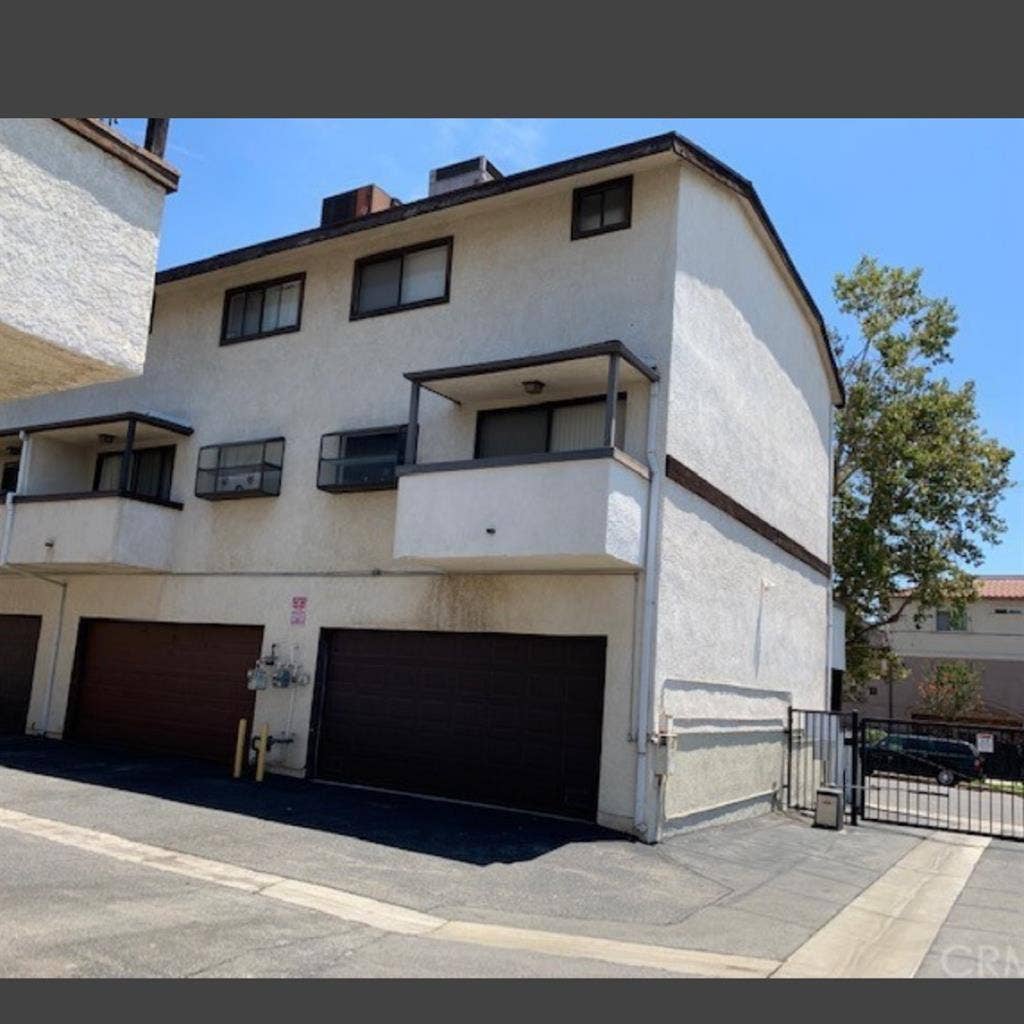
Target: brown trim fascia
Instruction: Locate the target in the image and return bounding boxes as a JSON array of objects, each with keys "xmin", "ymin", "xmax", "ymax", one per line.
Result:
[
  {"xmin": 665, "ymin": 454, "xmax": 830, "ymax": 578},
  {"xmin": 52, "ymin": 119, "xmax": 180, "ymax": 193},
  {"xmin": 5, "ymin": 411, "xmax": 193, "ymax": 438},
  {"xmin": 406, "ymin": 340, "xmax": 659, "ymax": 385}
]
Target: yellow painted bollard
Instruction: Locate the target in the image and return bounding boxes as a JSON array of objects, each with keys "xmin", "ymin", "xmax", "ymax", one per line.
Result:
[
  {"xmin": 255, "ymin": 723, "xmax": 269, "ymax": 783},
  {"xmin": 232, "ymin": 718, "xmax": 248, "ymax": 779}
]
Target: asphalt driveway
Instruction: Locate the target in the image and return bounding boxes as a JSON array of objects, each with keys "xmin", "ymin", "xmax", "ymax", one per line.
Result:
[{"xmin": 0, "ymin": 736, "xmax": 1019, "ymax": 977}]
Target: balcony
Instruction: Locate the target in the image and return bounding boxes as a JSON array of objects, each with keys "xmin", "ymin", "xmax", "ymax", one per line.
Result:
[
  {"xmin": 392, "ymin": 341, "xmax": 656, "ymax": 571},
  {"xmin": 0, "ymin": 411, "xmax": 189, "ymax": 572}
]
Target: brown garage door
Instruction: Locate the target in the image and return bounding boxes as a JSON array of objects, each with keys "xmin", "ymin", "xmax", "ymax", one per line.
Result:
[
  {"xmin": 68, "ymin": 620, "xmax": 262, "ymax": 763},
  {"xmin": 0, "ymin": 615, "xmax": 42, "ymax": 735},
  {"xmin": 312, "ymin": 629, "xmax": 606, "ymax": 819}
]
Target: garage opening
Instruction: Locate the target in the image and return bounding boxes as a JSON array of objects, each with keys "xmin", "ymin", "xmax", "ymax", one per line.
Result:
[
  {"xmin": 311, "ymin": 629, "xmax": 607, "ymax": 820},
  {"xmin": 67, "ymin": 620, "xmax": 262, "ymax": 763},
  {"xmin": 0, "ymin": 614, "xmax": 42, "ymax": 735}
]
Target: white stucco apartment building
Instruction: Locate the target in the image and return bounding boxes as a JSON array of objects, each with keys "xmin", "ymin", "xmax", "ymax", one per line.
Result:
[
  {"xmin": 0, "ymin": 118, "xmax": 179, "ymax": 401},
  {"xmin": 0, "ymin": 133, "xmax": 844, "ymax": 840},
  {"xmin": 845, "ymin": 577, "xmax": 1024, "ymax": 725}
]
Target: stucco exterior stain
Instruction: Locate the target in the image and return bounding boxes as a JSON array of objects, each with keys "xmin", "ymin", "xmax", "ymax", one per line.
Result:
[{"xmin": 423, "ymin": 575, "xmax": 508, "ymax": 633}]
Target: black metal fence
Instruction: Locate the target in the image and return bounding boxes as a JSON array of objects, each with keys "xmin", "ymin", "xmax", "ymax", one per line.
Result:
[
  {"xmin": 786, "ymin": 709, "xmax": 858, "ymax": 824},
  {"xmin": 859, "ymin": 716, "xmax": 1024, "ymax": 841},
  {"xmin": 786, "ymin": 708, "xmax": 1024, "ymax": 842}
]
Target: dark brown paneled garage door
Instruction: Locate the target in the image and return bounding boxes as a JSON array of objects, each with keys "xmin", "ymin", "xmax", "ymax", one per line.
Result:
[
  {"xmin": 69, "ymin": 620, "xmax": 262, "ymax": 763},
  {"xmin": 0, "ymin": 615, "xmax": 42, "ymax": 735},
  {"xmin": 312, "ymin": 630, "xmax": 606, "ymax": 819}
]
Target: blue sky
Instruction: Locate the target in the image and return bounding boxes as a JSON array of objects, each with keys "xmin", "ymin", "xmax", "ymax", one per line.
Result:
[{"xmin": 120, "ymin": 118, "xmax": 1022, "ymax": 574}]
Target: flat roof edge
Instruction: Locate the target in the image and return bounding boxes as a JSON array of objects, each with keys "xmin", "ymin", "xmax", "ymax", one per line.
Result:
[
  {"xmin": 53, "ymin": 119, "xmax": 180, "ymax": 193},
  {"xmin": 2, "ymin": 410, "xmax": 193, "ymax": 438},
  {"xmin": 404, "ymin": 340, "xmax": 659, "ymax": 385}
]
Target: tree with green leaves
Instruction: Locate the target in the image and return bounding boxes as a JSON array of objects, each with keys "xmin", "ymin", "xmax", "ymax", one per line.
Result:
[
  {"xmin": 831, "ymin": 257, "xmax": 1014, "ymax": 698},
  {"xmin": 917, "ymin": 662, "xmax": 982, "ymax": 721}
]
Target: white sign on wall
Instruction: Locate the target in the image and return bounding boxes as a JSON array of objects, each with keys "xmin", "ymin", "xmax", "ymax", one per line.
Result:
[{"xmin": 290, "ymin": 595, "xmax": 308, "ymax": 626}]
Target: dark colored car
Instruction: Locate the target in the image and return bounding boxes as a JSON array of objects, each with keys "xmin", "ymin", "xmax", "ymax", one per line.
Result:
[{"xmin": 863, "ymin": 733, "xmax": 983, "ymax": 786}]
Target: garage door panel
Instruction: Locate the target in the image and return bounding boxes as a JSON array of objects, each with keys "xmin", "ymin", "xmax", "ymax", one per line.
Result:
[
  {"xmin": 70, "ymin": 620, "xmax": 261, "ymax": 763},
  {"xmin": 0, "ymin": 616, "xmax": 42, "ymax": 735},
  {"xmin": 314, "ymin": 629, "xmax": 605, "ymax": 819}
]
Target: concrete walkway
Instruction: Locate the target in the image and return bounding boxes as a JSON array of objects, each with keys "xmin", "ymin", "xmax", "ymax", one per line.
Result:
[{"xmin": 0, "ymin": 737, "xmax": 1018, "ymax": 977}]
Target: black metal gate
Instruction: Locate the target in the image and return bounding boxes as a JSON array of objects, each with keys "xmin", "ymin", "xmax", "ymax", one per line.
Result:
[
  {"xmin": 786, "ymin": 709, "xmax": 859, "ymax": 824},
  {"xmin": 859, "ymin": 717, "xmax": 1024, "ymax": 841},
  {"xmin": 786, "ymin": 708, "xmax": 1024, "ymax": 841}
]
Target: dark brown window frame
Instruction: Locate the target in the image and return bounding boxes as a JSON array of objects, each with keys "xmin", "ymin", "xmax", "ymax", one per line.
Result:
[
  {"xmin": 220, "ymin": 273, "xmax": 306, "ymax": 345},
  {"xmin": 195, "ymin": 437, "xmax": 286, "ymax": 501},
  {"xmin": 473, "ymin": 392, "xmax": 627, "ymax": 460},
  {"xmin": 350, "ymin": 236, "xmax": 453, "ymax": 321},
  {"xmin": 571, "ymin": 176, "xmax": 633, "ymax": 240},
  {"xmin": 317, "ymin": 423, "xmax": 408, "ymax": 493},
  {"xmin": 93, "ymin": 444, "xmax": 176, "ymax": 503}
]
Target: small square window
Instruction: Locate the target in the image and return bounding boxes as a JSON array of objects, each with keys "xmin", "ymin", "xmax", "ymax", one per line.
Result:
[
  {"xmin": 221, "ymin": 275, "xmax": 305, "ymax": 344},
  {"xmin": 936, "ymin": 608, "xmax": 968, "ymax": 632},
  {"xmin": 318, "ymin": 426, "xmax": 407, "ymax": 492},
  {"xmin": 571, "ymin": 176, "xmax": 633, "ymax": 240},
  {"xmin": 195, "ymin": 438, "xmax": 285, "ymax": 499}
]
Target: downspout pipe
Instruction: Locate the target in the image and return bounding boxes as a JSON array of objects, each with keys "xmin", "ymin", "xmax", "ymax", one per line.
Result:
[{"xmin": 633, "ymin": 380, "xmax": 664, "ymax": 840}]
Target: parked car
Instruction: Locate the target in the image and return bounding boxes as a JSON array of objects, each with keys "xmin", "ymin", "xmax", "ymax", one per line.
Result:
[{"xmin": 863, "ymin": 733, "xmax": 983, "ymax": 786}]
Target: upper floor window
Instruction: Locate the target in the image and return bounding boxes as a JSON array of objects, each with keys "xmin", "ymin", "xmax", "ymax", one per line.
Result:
[
  {"xmin": 475, "ymin": 395, "xmax": 626, "ymax": 460},
  {"xmin": 318, "ymin": 425, "xmax": 407, "ymax": 492},
  {"xmin": 936, "ymin": 608, "xmax": 968, "ymax": 632},
  {"xmin": 1, "ymin": 460, "xmax": 19, "ymax": 495},
  {"xmin": 221, "ymin": 274, "xmax": 304, "ymax": 345},
  {"xmin": 351, "ymin": 238, "xmax": 452, "ymax": 320},
  {"xmin": 94, "ymin": 446, "xmax": 175, "ymax": 502},
  {"xmin": 571, "ymin": 176, "xmax": 632, "ymax": 240},
  {"xmin": 195, "ymin": 438, "xmax": 284, "ymax": 499}
]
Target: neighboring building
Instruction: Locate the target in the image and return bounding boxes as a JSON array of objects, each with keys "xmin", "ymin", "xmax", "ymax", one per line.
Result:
[
  {"xmin": 844, "ymin": 577, "xmax": 1024, "ymax": 724},
  {"xmin": 0, "ymin": 132, "xmax": 843, "ymax": 840},
  {"xmin": 0, "ymin": 118, "xmax": 179, "ymax": 401}
]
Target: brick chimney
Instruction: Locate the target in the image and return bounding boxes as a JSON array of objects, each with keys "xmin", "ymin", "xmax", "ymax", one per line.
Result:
[{"xmin": 320, "ymin": 184, "xmax": 398, "ymax": 228}]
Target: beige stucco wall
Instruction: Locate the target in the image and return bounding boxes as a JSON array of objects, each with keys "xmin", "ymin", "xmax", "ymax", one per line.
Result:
[
  {"xmin": 0, "ymin": 570, "xmax": 641, "ymax": 830},
  {"xmin": 0, "ymin": 119, "xmax": 167, "ymax": 399},
  {"xmin": 6, "ymin": 496, "xmax": 177, "ymax": 572},
  {"xmin": 653, "ymin": 166, "xmax": 833, "ymax": 832},
  {"xmin": 669, "ymin": 164, "xmax": 832, "ymax": 558},
  {"xmin": 393, "ymin": 455, "xmax": 648, "ymax": 570}
]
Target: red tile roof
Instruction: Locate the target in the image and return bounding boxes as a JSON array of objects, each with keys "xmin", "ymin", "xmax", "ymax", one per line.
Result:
[{"xmin": 977, "ymin": 576, "xmax": 1024, "ymax": 600}]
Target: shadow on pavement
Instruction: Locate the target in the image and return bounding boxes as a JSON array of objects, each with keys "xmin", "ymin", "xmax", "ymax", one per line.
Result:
[{"xmin": 0, "ymin": 736, "xmax": 623, "ymax": 866}]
